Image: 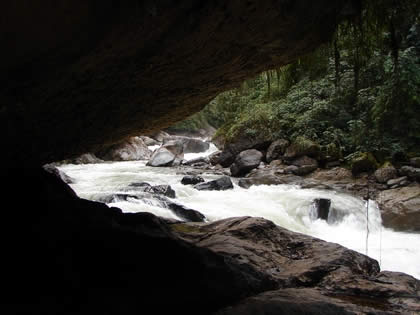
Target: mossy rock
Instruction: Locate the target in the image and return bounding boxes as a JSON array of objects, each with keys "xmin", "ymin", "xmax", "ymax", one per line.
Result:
[
  {"xmin": 284, "ymin": 137, "xmax": 320, "ymax": 159},
  {"xmin": 320, "ymin": 143, "xmax": 342, "ymax": 162},
  {"xmin": 349, "ymin": 152, "xmax": 379, "ymax": 175},
  {"xmin": 170, "ymin": 223, "xmax": 202, "ymax": 235}
]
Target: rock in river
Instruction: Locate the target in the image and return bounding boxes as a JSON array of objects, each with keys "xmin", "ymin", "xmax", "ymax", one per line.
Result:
[
  {"xmin": 230, "ymin": 149, "xmax": 264, "ymax": 177},
  {"xmin": 376, "ymin": 183, "xmax": 420, "ymax": 231},
  {"xmin": 194, "ymin": 176, "xmax": 234, "ymax": 191}
]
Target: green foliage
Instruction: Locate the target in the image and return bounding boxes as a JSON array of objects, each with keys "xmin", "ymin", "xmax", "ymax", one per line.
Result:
[{"xmin": 172, "ymin": 0, "xmax": 419, "ymax": 159}]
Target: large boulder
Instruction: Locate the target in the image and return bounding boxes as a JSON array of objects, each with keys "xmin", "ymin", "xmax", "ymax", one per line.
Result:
[
  {"xmin": 140, "ymin": 136, "xmax": 160, "ymax": 146},
  {"xmin": 98, "ymin": 137, "xmax": 152, "ymax": 161},
  {"xmin": 128, "ymin": 182, "xmax": 176, "ymax": 198},
  {"xmin": 312, "ymin": 198, "xmax": 331, "ymax": 221},
  {"xmin": 166, "ymin": 203, "xmax": 206, "ymax": 223},
  {"xmin": 217, "ymin": 136, "xmax": 272, "ymax": 168},
  {"xmin": 230, "ymin": 149, "xmax": 264, "ymax": 177},
  {"xmin": 147, "ymin": 141, "xmax": 184, "ymax": 167},
  {"xmin": 283, "ymin": 137, "xmax": 320, "ymax": 160},
  {"xmin": 348, "ymin": 152, "xmax": 378, "ymax": 175},
  {"xmin": 181, "ymin": 175, "xmax": 205, "ymax": 185},
  {"xmin": 194, "ymin": 176, "xmax": 234, "ymax": 191},
  {"xmin": 172, "ymin": 217, "xmax": 420, "ymax": 314},
  {"xmin": 164, "ymin": 136, "xmax": 210, "ymax": 153},
  {"xmin": 374, "ymin": 165, "xmax": 397, "ymax": 183},
  {"xmin": 266, "ymin": 139, "xmax": 290, "ymax": 163},
  {"xmin": 289, "ymin": 155, "xmax": 318, "ymax": 176},
  {"xmin": 376, "ymin": 183, "xmax": 420, "ymax": 231}
]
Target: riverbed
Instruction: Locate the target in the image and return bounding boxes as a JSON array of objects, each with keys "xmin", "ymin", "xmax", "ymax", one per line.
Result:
[{"xmin": 58, "ymin": 149, "xmax": 420, "ymax": 279}]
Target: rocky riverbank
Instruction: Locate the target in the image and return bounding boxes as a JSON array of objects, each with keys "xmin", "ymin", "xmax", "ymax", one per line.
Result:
[
  {"xmin": 202, "ymin": 135, "xmax": 420, "ymax": 233},
  {"xmin": 56, "ymin": 131, "xmax": 420, "ymax": 233}
]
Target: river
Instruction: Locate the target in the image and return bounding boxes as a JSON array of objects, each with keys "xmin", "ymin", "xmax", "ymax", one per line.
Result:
[{"xmin": 58, "ymin": 144, "xmax": 420, "ymax": 279}]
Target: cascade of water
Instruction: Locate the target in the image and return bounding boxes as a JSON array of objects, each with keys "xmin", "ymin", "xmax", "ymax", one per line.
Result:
[{"xmin": 58, "ymin": 146, "xmax": 420, "ymax": 279}]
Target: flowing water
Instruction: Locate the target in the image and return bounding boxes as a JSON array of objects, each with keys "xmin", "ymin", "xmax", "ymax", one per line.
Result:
[{"xmin": 58, "ymin": 145, "xmax": 420, "ymax": 279}]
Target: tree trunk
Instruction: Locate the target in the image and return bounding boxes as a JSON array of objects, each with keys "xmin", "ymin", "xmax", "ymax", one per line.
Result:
[
  {"xmin": 334, "ymin": 38, "xmax": 341, "ymax": 91},
  {"xmin": 266, "ymin": 71, "xmax": 271, "ymax": 99}
]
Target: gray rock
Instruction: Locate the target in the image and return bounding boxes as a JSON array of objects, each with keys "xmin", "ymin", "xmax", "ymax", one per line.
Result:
[
  {"xmin": 194, "ymin": 176, "xmax": 234, "ymax": 191},
  {"xmin": 374, "ymin": 166, "xmax": 397, "ymax": 183},
  {"xmin": 377, "ymin": 183, "xmax": 420, "ymax": 231},
  {"xmin": 266, "ymin": 139, "xmax": 289, "ymax": 163},
  {"xmin": 164, "ymin": 136, "xmax": 210, "ymax": 153},
  {"xmin": 230, "ymin": 149, "xmax": 264, "ymax": 177},
  {"xmin": 98, "ymin": 137, "xmax": 152, "ymax": 161},
  {"xmin": 399, "ymin": 166, "xmax": 420, "ymax": 181},
  {"xmin": 146, "ymin": 147, "xmax": 176, "ymax": 167},
  {"xmin": 166, "ymin": 203, "xmax": 206, "ymax": 222},
  {"xmin": 173, "ymin": 217, "xmax": 420, "ymax": 314},
  {"xmin": 386, "ymin": 176, "xmax": 409, "ymax": 187},
  {"xmin": 284, "ymin": 165, "xmax": 299, "ymax": 174},
  {"xmin": 283, "ymin": 138, "xmax": 320, "ymax": 159},
  {"xmin": 181, "ymin": 175, "xmax": 205, "ymax": 185},
  {"xmin": 147, "ymin": 140, "xmax": 184, "ymax": 167},
  {"xmin": 312, "ymin": 198, "xmax": 331, "ymax": 220},
  {"xmin": 140, "ymin": 136, "xmax": 159, "ymax": 146},
  {"xmin": 128, "ymin": 182, "xmax": 176, "ymax": 198}
]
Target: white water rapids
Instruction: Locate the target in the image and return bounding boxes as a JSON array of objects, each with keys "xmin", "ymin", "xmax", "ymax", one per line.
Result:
[{"xmin": 58, "ymin": 145, "xmax": 420, "ymax": 279}]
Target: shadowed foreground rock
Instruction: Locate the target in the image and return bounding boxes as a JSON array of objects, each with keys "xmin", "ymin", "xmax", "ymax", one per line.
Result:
[
  {"xmin": 172, "ymin": 217, "xmax": 420, "ymax": 314},
  {"xmin": 3, "ymin": 168, "xmax": 420, "ymax": 314}
]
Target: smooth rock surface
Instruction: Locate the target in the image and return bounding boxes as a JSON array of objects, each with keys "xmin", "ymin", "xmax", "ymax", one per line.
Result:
[
  {"xmin": 376, "ymin": 183, "xmax": 420, "ymax": 231},
  {"xmin": 230, "ymin": 149, "xmax": 264, "ymax": 177},
  {"xmin": 172, "ymin": 217, "xmax": 420, "ymax": 314},
  {"xmin": 194, "ymin": 176, "xmax": 234, "ymax": 191}
]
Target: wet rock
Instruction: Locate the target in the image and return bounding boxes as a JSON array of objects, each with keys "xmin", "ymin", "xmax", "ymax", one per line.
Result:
[
  {"xmin": 43, "ymin": 164, "xmax": 74, "ymax": 184},
  {"xmin": 98, "ymin": 137, "xmax": 152, "ymax": 161},
  {"xmin": 377, "ymin": 183, "xmax": 420, "ymax": 231},
  {"xmin": 230, "ymin": 149, "xmax": 264, "ymax": 177},
  {"xmin": 173, "ymin": 217, "xmax": 420, "ymax": 314},
  {"xmin": 312, "ymin": 198, "xmax": 331, "ymax": 220},
  {"xmin": 147, "ymin": 141, "xmax": 184, "ymax": 167},
  {"xmin": 128, "ymin": 182, "xmax": 176, "ymax": 198},
  {"xmin": 266, "ymin": 139, "xmax": 289, "ymax": 163},
  {"xmin": 166, "ymin": 203, "xmax": 206, "ymax": 222},
  {"xmin": 208, "ymin": 151, "xmax": 222, "ymax": 165},
  {"xmin": 181, "ymin": 175, "xmax": 205, "ymax": 185},
  {"xmin": 182, "ymin": 156, "xmax": 210, "ymax": 166},
  {"xmin": 194, "ymin": 176, "xmax": 234, "ymax": 191},
  {"xmin": 147, "ymin": 147, "xmax": 177, "ymax": 166},
  {"xmin": 374, "ymin": 165, "xmax": 397, "ymax": 183}
]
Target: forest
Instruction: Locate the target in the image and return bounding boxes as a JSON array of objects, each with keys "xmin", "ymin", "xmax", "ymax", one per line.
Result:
[{"xmin": 169, "ymin": 0, "xmax": 420, "ymax": 167}]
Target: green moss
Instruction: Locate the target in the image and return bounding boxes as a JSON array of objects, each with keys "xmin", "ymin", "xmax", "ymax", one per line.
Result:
[
  {"xmin": 349, "ymin": 152, "xmax": 379, "ymax": 174},
  {"xmin": 170, "ymin": 223, "xmax": 202, "ymax": 234}
]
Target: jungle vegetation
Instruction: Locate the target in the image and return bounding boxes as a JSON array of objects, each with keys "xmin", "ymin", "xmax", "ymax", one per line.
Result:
[{"xmin": 169, "ymin": 0, "xmax": 420, "ymax": 162}]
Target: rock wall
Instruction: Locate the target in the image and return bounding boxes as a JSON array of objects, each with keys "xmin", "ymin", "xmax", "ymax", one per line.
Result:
[{"xmin": 1, "ymin": 0, "xmax": 356, "ymax": 166}]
